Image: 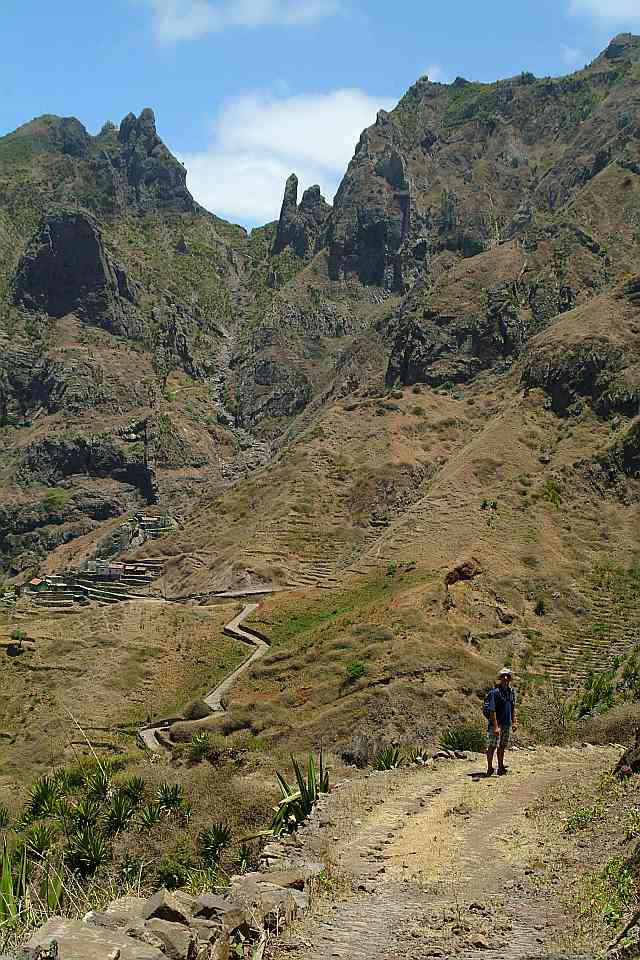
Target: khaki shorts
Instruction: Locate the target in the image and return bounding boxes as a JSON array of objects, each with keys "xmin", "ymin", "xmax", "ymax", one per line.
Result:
[{"xmin": 487, "ymin": 725, "xmax": 511, "ymax": 750}]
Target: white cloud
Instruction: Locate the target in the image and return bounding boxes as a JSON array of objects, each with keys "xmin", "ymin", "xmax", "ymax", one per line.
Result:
[
  {"xmin": 180, "ymin": 88, "xmax": 394, "ymax": 226},
  {"xmin": 560, "ymin": 43, "xmax": 586, "ymax": 68},
  {"xmin": 143, "ymin": 0, "xmax": 346, "ymax": 43},
  {"xmin": 423, "ymin": 63, "xmax": 449, "ymax": 83},
  {"xmin": 568, "ymin": 0, "xmax": 640, "ymax": 25}
]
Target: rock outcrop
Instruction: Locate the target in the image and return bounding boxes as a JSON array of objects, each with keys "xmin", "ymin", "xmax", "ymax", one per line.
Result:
[
  {"xmin": 386, "ymin": 281, "xmax": 526, "ymax": 387},
  {"xmin": 273, "ymin": 174, "xmax": 332, "ymax": 259},
  {"xmin": 522, "ymin": 337, "xmax": 640, "ymax": 418},
  {"xmin": 14, "ymin": 208, "xmax": 142, "ymax": 338},
  {"xmin": 327, "ymin": 111, "xmax": 415, "ymax": 289},
  {"xmin": 20, "ymin": 871, "xmax": 317, "ymax": 960},
  {"xmin": 94, "ymin": 108, "xmax": 195, "ymax": 214}
]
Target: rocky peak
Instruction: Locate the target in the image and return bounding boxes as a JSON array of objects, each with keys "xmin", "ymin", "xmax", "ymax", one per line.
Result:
[
  {"xmin": 96, "ymin": 108, "xmax": 194, "ymax": 214},
  {"xmin": 273, "ymin": 174, "xmax": 331, "ymax": 259},
  {"xmin": 596, "ymin": 32, "xmax": 640, "ymax": 64},
  {"xmin": 4, "ymin": 114, "xmax": 90, "ymax": 158}
]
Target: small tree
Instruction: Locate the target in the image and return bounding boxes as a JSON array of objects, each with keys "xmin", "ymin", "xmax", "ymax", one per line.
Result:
[{"xmin": 10, "ymin": 628, "xmax": 28, "ymax": 651}]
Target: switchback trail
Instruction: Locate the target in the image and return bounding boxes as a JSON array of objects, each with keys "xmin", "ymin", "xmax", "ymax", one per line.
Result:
[
  {"xmin": 138, "ymin": 602, "xmax": 268, "ymax": 752},
  {"xmin": 269, "ymin": 744, "xmax": 621, "ymax": 960}
]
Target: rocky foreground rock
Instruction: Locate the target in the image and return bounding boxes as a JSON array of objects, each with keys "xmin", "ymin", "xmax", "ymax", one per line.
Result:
[{"xmin": 20, "ymin": 869, "xmax": 319, "ymax": 960}]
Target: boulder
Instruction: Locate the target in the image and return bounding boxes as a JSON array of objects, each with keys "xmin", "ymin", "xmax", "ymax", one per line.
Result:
[
  {"xmin": 445, "ymin": 558, "xmax": 482, "ymax": 587},
  {"xmin": 21, "ymin": 917, "xmax": 164, "ymax": 960},
  {"xmin": 191, "ymin": 894, "xmax": 232, "ymax": 921},
  {"xmin": 145, "ymin": 919, "xmax": 197, "ymax": 960},
  {"xmin": 142, "ymin": 889, "xmax": 192, "ymax": 926},
  {"xmin": 229, "ymin": 876, "xmax": 309, "ymax": 931},
  {"xmin": 615, "ymin": 729, "xmax": 640, "ymax": 778}
]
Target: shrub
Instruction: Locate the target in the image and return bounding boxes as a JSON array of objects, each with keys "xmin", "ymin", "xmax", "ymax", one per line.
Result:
[
  {"xmin": 188, "ymin": 732, "xmax": 213, "ymax": 763},
  {"xmin": 345, "ymin": 660, "xmax": 366, "ymax": 683},
  {"xmin": 580, "ymin": 857, "xmax": 637, "ymax": 928},
  {"xmin": 625, "ymin": 808, "xmax": 640, "ymax": 841},
  {"xmin": 0, "ymin": 804, "xmax": 10, "ymax": 829},
  {"xmin": 440, "ymin": 721, "xmax": 486, "ymax": 753},
  {"xmin": 574, "ymin": 667, "xmax": 618, "ymax": 719},
  {"xmin": 156, "ymin": 855, "xmax": 192, "ymax": 890},
  {"xmin": 565, "ymin": 801, "xmax": 605, "ymax": 833},
  {"xmin": 540, "ymin": 479, "xmax": 562, "ymax": 507},
  {"xmin": 521, "ymin": 680, "xmax": 577, "ymax": 745},
  {"xmin": 42, "ymin": 488, "xmax": 71, "ymax": 513},
  {"xmin": 534, "ymin": 597, "xmax": 546, "ymax": 616},
  {"xmin": 9, "ymin": 628, "xmax": 27, "ymax": 650}
]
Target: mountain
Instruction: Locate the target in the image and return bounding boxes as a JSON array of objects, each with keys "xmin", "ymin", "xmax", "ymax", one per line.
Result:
[{"xmin": 0, "ymin": 36, "xmax": 639, "ymax": 776}]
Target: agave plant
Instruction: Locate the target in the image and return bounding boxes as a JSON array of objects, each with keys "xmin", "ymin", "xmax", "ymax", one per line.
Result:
[
  {"xmin": 120, "ymin": 776, "xmax": 146, "ymax": 805},
  {"xmin": 105, "ymin": 793, "xmax": 136, "ymax": 835},
  {"xmin": 198, "ymin": 823, "xmax": 232, "ymax": 865},
  {"xmin": 65, "ymin": 827, "xmax": 109, "ymax": 877},
  {"xmin": 26, "ymin": 776, "xmax": 62, "ymax": 821},
  {"xmin": 406, "ymin": 746, "xmax": 431, "ymax": 766},
  {"xmin": 270, "ymin": 752, "xmax": 329, "ymax": 836},
  {"xmin": 138, "ymin": 802, "xmax": 163, "ymax": 830},
  {"xmin": 372, "ymin": 746, "xmax": 405, "ymax": 771},
  {"xmin": 83, "ymin": 765, "xmax": 111, "ymax": 801},
  {"xmin": 0, "ymin": 837, "xmax": 27, "ymax": 924},
  {"xmin": 69, "ymin": 797, "xmax": 101, "ymax": 832},
  {"xmin": 25, "ymin": 824, "xmax": 55, "ymax": 860},
  {"xmin": 156, "ymin": 782, "xmax": 186, "ymax": 813}
]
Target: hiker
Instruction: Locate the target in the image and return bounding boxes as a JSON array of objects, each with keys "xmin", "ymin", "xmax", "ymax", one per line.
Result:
[{"xmin": 484, "ymin": 667, "xmax": 517, "ymax": 777}]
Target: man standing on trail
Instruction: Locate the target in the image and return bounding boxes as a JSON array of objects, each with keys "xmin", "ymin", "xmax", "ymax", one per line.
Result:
[{"xmin": 486, "ymin": 668, "xmax": 517, "ymax": 777}]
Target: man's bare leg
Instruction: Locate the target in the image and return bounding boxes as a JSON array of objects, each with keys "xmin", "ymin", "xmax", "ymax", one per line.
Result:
[
  {"xmin": 487, "ymin": 746, "xmax": 495, "ymax": 775},
  {"xmin": 497, "ymin": 745, "xmax": 506, "ymax": 773}
]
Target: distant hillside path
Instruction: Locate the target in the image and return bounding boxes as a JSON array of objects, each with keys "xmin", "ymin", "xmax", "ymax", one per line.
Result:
[
  {"xmin": 139, "ymin": 602, "xmax": 268, "ymax": 752},
  {"xmin": 269, "ymin": 744, "xmax": 620, "ymax": 960}
]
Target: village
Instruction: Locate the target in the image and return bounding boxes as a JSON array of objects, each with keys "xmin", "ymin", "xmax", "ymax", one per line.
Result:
[{"xmin": 0, "ymin": 514, "xmax": 175, "ymax": 610}]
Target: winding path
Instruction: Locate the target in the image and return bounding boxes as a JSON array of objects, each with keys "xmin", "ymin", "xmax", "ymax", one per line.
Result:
[{"xmin": 138, "ymin": 602, "xmax": 269, "ymax": 752}]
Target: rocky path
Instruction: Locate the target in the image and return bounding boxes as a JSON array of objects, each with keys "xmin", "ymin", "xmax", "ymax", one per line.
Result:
[
  {"xmin": 269, "ymin": 744, "xmax": 620, "ymax": 960},
  {"xmin": 138, "ymin": 602, "xmax": 269, "ymax": 751}
]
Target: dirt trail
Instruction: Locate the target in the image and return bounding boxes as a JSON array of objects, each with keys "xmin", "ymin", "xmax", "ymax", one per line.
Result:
[
  {"xmin": 138, "ymin": 602, "xmax": 268, "ymax": 751},
  {"xmin": 271, "ymin": 744, "xmax": 620, "ymax": 960}
]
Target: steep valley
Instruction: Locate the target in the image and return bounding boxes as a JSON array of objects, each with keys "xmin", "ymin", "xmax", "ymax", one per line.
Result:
[{"xmin": 1, "ymin": 33, "xmax": 640, "ymax": 958}]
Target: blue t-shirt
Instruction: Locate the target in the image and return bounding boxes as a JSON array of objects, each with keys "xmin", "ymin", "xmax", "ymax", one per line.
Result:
[{"xmin": 486, "ymin": 685, "xmax": 516, "ymax": 728}]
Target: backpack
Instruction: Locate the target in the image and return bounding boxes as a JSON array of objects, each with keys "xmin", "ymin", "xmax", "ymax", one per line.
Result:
[{"xmin": 481, "ymin": 689, "xmax": 494, "ymax": 720}]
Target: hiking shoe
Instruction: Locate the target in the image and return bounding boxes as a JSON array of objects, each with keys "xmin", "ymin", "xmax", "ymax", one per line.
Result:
[
  {"xmin": 486, "ymin": 769, "xmax": 495, "ymax": 777},
  {"xmin": 497, "ymin": 767, "xmax": 508, "ymax": 776}
]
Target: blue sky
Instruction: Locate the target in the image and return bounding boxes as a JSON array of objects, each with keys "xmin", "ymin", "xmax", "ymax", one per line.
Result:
[{"xmin": 1, "ymin": 0, "xmax": 638, "ymax": 225}]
